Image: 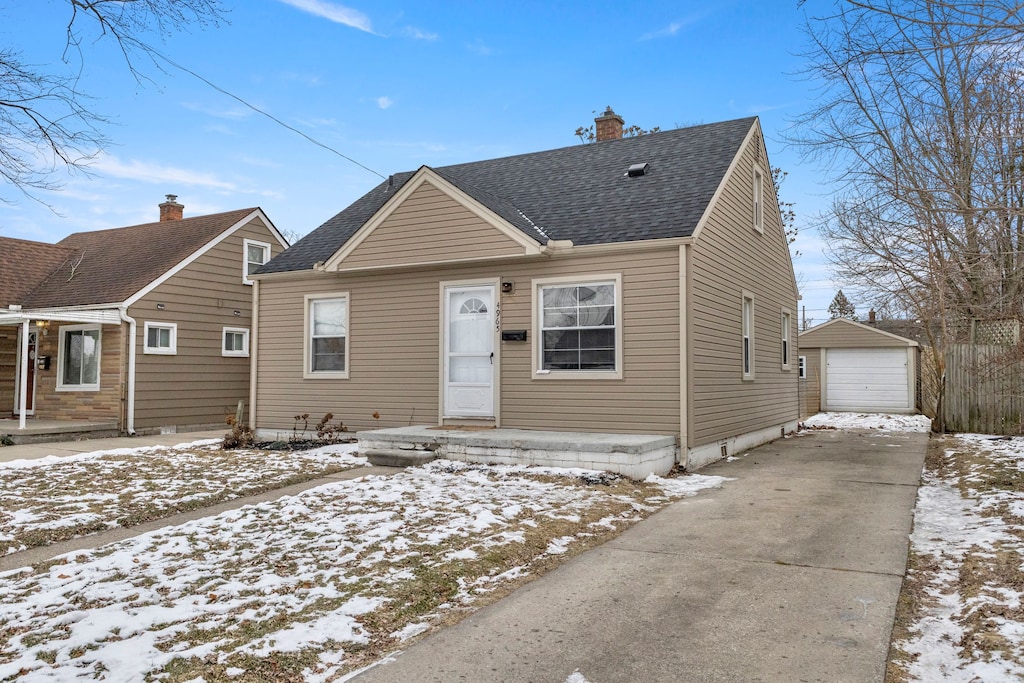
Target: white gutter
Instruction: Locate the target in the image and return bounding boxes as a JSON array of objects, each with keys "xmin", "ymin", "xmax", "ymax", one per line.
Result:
[
  {"xmin": 119, "ymin": 307, "xmax": 137, "ymax": 435},
  {"xmin": 18, "ymin": 320, "xmax": 29, "ymax": 430}
]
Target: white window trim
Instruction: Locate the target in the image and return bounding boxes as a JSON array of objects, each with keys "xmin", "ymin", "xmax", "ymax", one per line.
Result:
[
  {"xmin": 303, "ymin": 292, "xmax": 350, "ymax": 379},
  {"xmin": 798, "ymin": 355, "xmax": 807, "ymax": 379},
  {"xmin": 143, "ymin": 321, "xmax": 177, "ymax": 355},
  {"xmin": 531, "ymin": 273, "xmax": 623, "ymax": 380},
  {"xmin": 56, "ymin": 323, "xmax": 102, "ymax": 392},
  {"xmin": 781, "ymin": 308, "xmax": 792, "ymax": 371},
  {"xmin": 753, "ymin": 166, "xmax": 765, "ymax": 234},
  {"xmin": 222, "ymin": 327, "xmax": 250, "ymax": 358},
  {"xmin": 243, "ymin": 239, "xmax": 271, "ymax": 286},
  {"xmin": 742, "ymin": 292, "xmax": 755, "ymax": 381}
]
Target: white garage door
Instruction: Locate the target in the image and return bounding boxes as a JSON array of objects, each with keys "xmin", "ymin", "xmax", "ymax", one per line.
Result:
[{"xmin": 826, "ymin": 348, "xmax": 910, "ymax": 412}]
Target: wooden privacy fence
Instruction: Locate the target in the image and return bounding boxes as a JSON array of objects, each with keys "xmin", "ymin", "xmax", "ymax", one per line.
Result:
[{"xmin": 944, "ymin": 343, "xmax": 1024, "ymax": 435}]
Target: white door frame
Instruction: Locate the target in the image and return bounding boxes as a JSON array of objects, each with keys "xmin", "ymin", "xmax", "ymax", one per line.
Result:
[
  {"xmin": 439, "ymin": 279, "xmax": 500, "ymax": 423},
  {"xmin": 13, "ymin": 328, "xmax": 37, "ymax": 416}
]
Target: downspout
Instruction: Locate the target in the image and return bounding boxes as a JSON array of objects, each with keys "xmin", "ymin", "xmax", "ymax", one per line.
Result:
[
  {"xmin": 18, "ymin": 319, "xmax": 29, "ymax": 430},
  {"xmin": 119, "ymin": 307, "xmax": 137, "ymax": 435},
  {"xmin": 249, "ymin": 278, "xmax": 259, "ymax": 431}
]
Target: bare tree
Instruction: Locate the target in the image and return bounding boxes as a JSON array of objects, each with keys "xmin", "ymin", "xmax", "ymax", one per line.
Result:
[
  {"xmin": 791, "ymin": 0, "xmax": 1024, "ymax": 427},
  {"xmin": 0, "ymin": 0, "xmax": 224, "ymax": 205}
]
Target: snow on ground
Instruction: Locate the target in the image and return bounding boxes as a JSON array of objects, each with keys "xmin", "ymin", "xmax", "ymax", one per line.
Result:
[
  {"xmin": 0, "ymin": 459, "xmax": 725, "ymax": 681},
  {"xmin": 0, "ymin": 441, "xmax": 365, "ymax": 555},
  {"xmin": 803, "ymin": 412, "xmax": 933, "ymax": 433},
  {"xmin": 894, "ymin": 433, "xmax": 1024, "ymax": 681}
]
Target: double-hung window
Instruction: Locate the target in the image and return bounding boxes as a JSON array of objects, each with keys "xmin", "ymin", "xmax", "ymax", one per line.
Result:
[
  {"xmin": 222, "ymin": 327, "xmax": 250, "ymax": 357},
  {"xmin": 535, "ymin": 275, "xmax": 621, "ymax": 378},
  {"xmin": 57, "ymin": 324, "xmax": 101, "ymax": 391},
  {"xmin": 781, "ymin": 310, "xmax": 791, "ymax": 370},
  {"xmin": 143, "ymin": 322, "xmax": 177, "ymax": 355},
  {"xmin": 305, "ymin": 293, "xmax": 349, "ymax": 378},
  {"xmin": 753, "ymin": 167, "xmax": 764, "ymax": 233},
  {"xmin": 742, "ymin": 294, "xmax": 755, "ymax": 379},
  {"xmin": 243, "ymin": 239, "xmax": 270, "ymax": 285}
]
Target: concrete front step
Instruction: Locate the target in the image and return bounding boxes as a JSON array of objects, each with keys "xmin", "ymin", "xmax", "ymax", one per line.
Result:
[
  {"xmin": 363, "ymin": 448, "xmax": 439, "ymax": 468},
  {"xmin": 357, "ymin": 426, "xmax": 677, "ymax": 479}
]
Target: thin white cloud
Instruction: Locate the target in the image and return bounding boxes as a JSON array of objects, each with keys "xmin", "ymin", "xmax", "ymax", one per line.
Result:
[
  {"xmin": 278, "ymin": 0, "xmax": 374, "ymax": 33},
  {"xmin": 93, "ymin": 155, "xmax": 237, "ymax": 191},
  {"xmin": 639, "ymin": 14, "xmax": 708, "ymax": 41},
  {"xmin": 181, "ymin": 102, "xmax": 252, "ymax": 120},
  {"xmin": 402, "ymin": 26, "xmax": 438, "ymax": 41},
  {"xmin": 376, "ymin": 96, "xmax": 394, "ymax": 110},
  {"xmin": 466, "ymin": 40, "xmax": 495, "ymax": 56}
]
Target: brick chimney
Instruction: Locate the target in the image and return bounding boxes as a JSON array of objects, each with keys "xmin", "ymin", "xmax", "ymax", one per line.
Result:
[
  {"xmin": 159, "ymin": 194, "xmax": 184, "ymax": 222},
  {"xmin": 868, "ymin": 310, "xmax": 877, "ymax": 324},
  {"xmin": 595, "ymin": 106, "xmax": 624, "ymax": 141}
]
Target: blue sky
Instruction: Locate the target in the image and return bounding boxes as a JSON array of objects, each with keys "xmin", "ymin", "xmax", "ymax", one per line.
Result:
[{"xmin": 1, "ymin": 0, "xmax": 844, "ymax": 324}]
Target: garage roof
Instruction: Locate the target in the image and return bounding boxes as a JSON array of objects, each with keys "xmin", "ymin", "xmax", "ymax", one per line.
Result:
[{"xmin": 799, "ymin": 317, "xmax": 918, "ymax": 348}]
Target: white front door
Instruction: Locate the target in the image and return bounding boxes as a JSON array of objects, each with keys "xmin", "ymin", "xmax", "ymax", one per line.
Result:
[{"xmin": 444, "ymin": 284, "xmax": 496, "ymax": 418}]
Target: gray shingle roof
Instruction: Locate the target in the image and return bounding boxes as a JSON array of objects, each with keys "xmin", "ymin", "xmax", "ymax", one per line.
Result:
[{"xmin": 261, "ymin": 117, "xmax": 757, "ymax": 274}]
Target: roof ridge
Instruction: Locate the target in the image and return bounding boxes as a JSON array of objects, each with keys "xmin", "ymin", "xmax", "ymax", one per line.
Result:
[{"xmin": 60, "ymin": 207, "xmax": 259, "ymax": 241}]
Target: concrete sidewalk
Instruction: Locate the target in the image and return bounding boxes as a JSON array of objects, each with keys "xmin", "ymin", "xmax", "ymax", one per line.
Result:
[
  {"xmin": 0, "ymin": 430, "xmax": 225, "ymax": 463},
  {"xmin": 354, "ymin": 428, "xmax": 929, "ymax": 683}
]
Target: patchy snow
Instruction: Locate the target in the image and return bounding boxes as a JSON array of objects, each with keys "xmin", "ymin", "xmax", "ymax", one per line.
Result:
[
  {"xmin": 803, "ymin": 412, "xmax": 932, "ymax": 432},
  {"xmin": 0, "ymin": 459, "xmax": 721, "ymax": 680},
  {"xmin": 0, "ymin": 441, "xmax": 365, "ymax": 554},
  {"xmin": 894, "ymin": 433, "xmax": 1024, "ymax": 681}
]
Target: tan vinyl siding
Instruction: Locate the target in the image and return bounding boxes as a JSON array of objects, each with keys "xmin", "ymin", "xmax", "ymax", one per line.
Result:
[
  {"xmin": 130, "ymin": 216, "xmax": 284, "ymax": 429},
  {"xmin": 801, "ymin": 349, "xmax": 822, "ymax": 418},
  {"xmin": 339, "ymin": 181, "xmax": 528, "ymax": 270},
  {"xmin": 800, "ymin": 318, "xmax": 916, "ymax": 349},
  {"xmin": 689, "ymin": 131, "xmax": 799, "ymax": 447},
  {"xmin": 256, "ymin": 247, "xmax": 681, "ymax": 437}
]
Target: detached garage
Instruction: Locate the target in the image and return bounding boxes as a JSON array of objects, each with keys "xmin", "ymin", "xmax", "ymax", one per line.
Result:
[{"xmin": 799, "ymin": 318, "xmax": 920, "ymax": 417}]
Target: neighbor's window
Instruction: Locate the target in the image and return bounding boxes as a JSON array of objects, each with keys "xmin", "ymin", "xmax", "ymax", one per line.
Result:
[
  {"xmin": 538, "ymin": 278, "xmax": 619, "ymax": 374},
  {"xmin": 798, "ymin": 355, "xmax": 807, "ymax": 379},
  {"xmin": 57, "ymin": 324, "xmax": 101, "ymax": 391},
  {"xmin": 305, "ymin": 293, "xmax": 349, "ymax": 378},
  {"xmin": 222, "ymin": 327, "xmax": 250, "ymax": 357},
  {"xmin": 753, "ymin": 167, "xmax": 764, "ymax": 233},
  {"xmin": 143, "ymin": 322, "xmax": 177, "ymax": 355},
  {"xmin": 781, "ymin": 310, "xmax": 791, "ymax": 369},
  {"xmin": 742, "ymin": 294, "xmax": 754, "ymax": 379},
  {"xmin": 243, "ymin": 239, "xmax": 271, "ymax": 285}
]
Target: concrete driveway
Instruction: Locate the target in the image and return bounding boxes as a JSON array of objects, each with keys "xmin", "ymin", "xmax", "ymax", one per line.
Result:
[{"xmin": 354, "ymin": 427, "xmax": 928, "ymax": 683}]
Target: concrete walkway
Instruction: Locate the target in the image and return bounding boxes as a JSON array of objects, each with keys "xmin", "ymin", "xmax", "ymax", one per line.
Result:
[
  {"xmin": 354, "ymin": 427, "xmax": 929, "ymax": 683},
  {"xmin": 0, "ymin": 430, "xmax": 226, "ymax": 463}
]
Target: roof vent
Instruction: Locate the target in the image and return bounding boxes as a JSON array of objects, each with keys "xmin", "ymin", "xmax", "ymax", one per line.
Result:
[{"xmin": 626, "ymin": 163, "xmax": 650, "ymax": 178}]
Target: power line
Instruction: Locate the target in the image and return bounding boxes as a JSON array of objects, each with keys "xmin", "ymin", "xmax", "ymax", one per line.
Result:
[{"xmin": 151, "ymin": 49, "xmax": 387, "ymax": 181}]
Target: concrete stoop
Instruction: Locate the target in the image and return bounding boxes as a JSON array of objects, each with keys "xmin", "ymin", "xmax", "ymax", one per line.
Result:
[{"xmin": 356, "ymin": 426, "xmax": 677, "ymax": 479}]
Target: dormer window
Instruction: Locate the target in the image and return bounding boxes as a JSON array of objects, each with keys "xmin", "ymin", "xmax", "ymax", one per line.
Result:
[{"xmin": 243, "ymin": 239, "xmax": 270, "ymax": 285}]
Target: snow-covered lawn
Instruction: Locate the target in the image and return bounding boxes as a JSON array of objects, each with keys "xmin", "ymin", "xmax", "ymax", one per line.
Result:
[
  {"xmin": 806, "ymin": 412, "xmax": 1023, "ymax": 681},
  {"xmin": 803, "ymin": 411, "xmax": 932, "ymax": 433},
  {"xmin": 0, "ymin": 440, "xmax": 366, "ymax": 555},
  {"xmin": 0, "ymin": 460, "xmax": 727, "ymax": 681},
  {"xmin": 892, "ymin": 432, "xmax": 1024, "ymax": 681}
]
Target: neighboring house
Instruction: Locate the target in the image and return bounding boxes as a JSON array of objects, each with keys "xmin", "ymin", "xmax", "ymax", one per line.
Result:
[
  {"xmin": 799, "ymin": 317, "xmax": 920, "ymax": 417},
  {"xmin": 0, "ymin": 196, "xmax": 287, "ymax": 435},
  {"xmin": 251, "ymin": 111, "xmax": 800, "ymax": 470}
]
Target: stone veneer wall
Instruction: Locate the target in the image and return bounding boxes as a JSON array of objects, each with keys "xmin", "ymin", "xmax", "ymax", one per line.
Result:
[
  {"xmin": 32, "ymin": 323, "xmax": 124, "ymax": 425},
  {"xmin": 0, "ymin": 329, "xmax": 15, "ymax": 414}
]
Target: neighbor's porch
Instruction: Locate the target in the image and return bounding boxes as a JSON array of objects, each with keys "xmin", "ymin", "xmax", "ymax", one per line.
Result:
[
  {"xmin": 0, "ymin": 308, "xmax": 126, "ymax": 433},
  {"xmin": 0, "ymin": 417, "xmax": 120, "ymax": 445}
]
